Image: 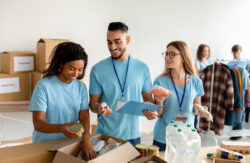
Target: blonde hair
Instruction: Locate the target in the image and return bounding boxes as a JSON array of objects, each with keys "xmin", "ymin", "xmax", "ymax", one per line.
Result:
[{"xmin": 161, "ymin": 41, "xmax": 197, "ymax": 76}]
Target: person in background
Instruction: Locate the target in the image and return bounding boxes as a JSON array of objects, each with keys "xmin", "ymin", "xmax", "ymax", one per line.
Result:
[
  {"xmin": 195, "ymin": 44, "xmax": 212, "ymax": 75},
  {"xmin": 228, "ymin": 44, "xmax": 249, "ymax": 68},
  {"xmin": 89, "ymin": 22, "xmax": 158, "ymax": 146},
  {"xmin": 29, "ymin": 42, "xmax": 96, "ymax": 160},
  {"xmin": 194, "ymin": 44, "xmax": 212, "ymax": 128},
  {"xmin": 145, "ymin": 41, "xmax": 206, "ymax": 151}
]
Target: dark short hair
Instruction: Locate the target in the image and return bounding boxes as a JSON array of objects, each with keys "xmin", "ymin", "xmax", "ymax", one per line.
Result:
[
  {"xmin": 43, "ymin": 42, "xmax": 88, "ymax": 80},
  {"xmin": 232, "ymin": 44, "xmax": 242, "ymax": 52},
  {"xmin": 108, "ymin": 22, "xmax": 128, "ymax": 33},
  {"xmin": 196, "ymin": 44, "xmax": 210, "ymax": 61}
]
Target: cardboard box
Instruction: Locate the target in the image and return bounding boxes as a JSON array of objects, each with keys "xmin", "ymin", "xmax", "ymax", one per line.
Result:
[
  {"xmin": 0, "ymin": 52, "xmax": 35, "ymax": 74},
  {"xmin": 213, "ymin": 158, "xmax": 241, "ymax": 163},
  {"xmin": 36, "ymin": 38, "xmax": 69, "ymax": 72},
  {"xmin": 0, "ymin": 73, "xmax": 31, "ymax": 102},
  {"xmin": 220, "ymin": 141, "xmax": 250, "ymax": 154},
  {"xmin": 0, "ymin": 138, "xmax": 69, "ymax": 163},
  {"xmin": 0, "ymin": 101, "xmax": 30, "ymax": 112},
  {"xmin": 32, "ymin": 71, "xmax": 43, "ymax": 91},
  {"xmin": 51, "ymin": 134, "xmax": 140, "ymax": 163},
  {"xmin": 130, "ymin": 155, "xmax": 167, "ymax": 163}
]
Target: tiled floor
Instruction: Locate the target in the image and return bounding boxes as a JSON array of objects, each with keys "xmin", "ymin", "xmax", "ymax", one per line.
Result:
[{"xmin": 1, "ymin": 111, "xmax": 250, "ymax": 147}]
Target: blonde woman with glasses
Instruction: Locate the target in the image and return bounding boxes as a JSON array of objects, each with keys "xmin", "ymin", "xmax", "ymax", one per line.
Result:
[{"xmin": 144, "ymin": 41, "xmax": 205, "ymax": 151}]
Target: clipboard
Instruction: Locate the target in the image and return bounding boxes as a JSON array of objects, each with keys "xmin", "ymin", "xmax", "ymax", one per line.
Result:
[{"xmin": 116, "ymin": 100, "xmax": 163, "ymax": 116}]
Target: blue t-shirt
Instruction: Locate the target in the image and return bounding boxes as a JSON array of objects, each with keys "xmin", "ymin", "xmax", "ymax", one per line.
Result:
[
  {"xmin": 195, "ymin": 59, "xmax": 212, "ymax": 69},
  {"xmin": 153, "ymin": 74, "xmax": 204, "ymax": 144},
  {"xmin": 227, "ymin": 59, "xmax": 250, "ymax": 69},
  {"xmin": 89, "ymin": 56, "xmax": 152, "ymax": 140},
  {"xmin": 29, "ymin": 75, "xmax": 89, "ymax": 142}
]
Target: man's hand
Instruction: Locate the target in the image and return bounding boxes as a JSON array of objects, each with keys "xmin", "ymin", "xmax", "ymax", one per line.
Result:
[
  {"xmin": 98, "ymin": 102, "xmax": 112, "ymax": 116},
  {"xmin": 142, "ymin": 110, "xmax": 158, "ymax": 120}
]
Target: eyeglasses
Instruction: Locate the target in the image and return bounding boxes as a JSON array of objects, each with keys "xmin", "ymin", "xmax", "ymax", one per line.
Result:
[{"xmin": 161, "ymin": 52, "xmax": 180, "ymax": 58}]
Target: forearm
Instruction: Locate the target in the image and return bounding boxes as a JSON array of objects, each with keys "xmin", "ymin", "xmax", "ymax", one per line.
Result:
[
  {"xmin": 142, "ymin": 91, "xmax": 155, "ymax": 104},
  {"xmin": 80, "ymin": 111, "xmax": 91, "ymax": 136},
  {"xmin": 89, "ymin": 101, "xmax": 100, "ymax": 113},
  {"xmin": 33, "ymin": 119, "xmax": 62, "ymax": 133},
  {"xmin": 194, "ymin": 97, "xmax": 201, "ymax": 104}
]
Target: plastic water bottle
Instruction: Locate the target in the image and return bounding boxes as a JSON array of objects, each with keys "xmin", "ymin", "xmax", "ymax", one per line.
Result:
[
  {"xmin": 166, "ymin": 121, "xmax": 176, "ymax": 141},
  {"xmin": 187, "ymin": 129, "xmax": 201, "ymax": 163},
  {"xmin": 183, "ymin": 124, "xmax": 192, "ymax": 136},
  {"xmin": 171, "ymin": 129, "xmax": 187, "ymax": 163},
  {"xmin": 165, "ymin": 124, "xmax": 178, "ymax": 162}
]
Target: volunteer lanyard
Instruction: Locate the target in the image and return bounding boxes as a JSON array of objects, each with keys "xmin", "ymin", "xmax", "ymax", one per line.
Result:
[
  {"xmin": 170, "ymin": 72, "xmax": 187, "ymax": 112},
  {"xmin": 112, "ymin": 56, "xmax": 130, "ymax": 100}
]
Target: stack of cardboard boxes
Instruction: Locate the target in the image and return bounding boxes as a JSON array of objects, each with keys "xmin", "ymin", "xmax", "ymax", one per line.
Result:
[
  {"xmin": 32, "ymin": 38, "xmax": 69, "ymax": 91},
  {"xmin": 0, "ymin": 52, "xmax": 35, "ymax": 102},
  {"xmin": 0, "ymin": 38, "xmax": 69, "ymax": 106}
]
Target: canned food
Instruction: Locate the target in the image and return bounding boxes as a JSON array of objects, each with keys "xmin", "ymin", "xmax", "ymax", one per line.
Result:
[
  {"xmin": 135, "ymin": 144, "xmax": 147, "ymax": 158},
  {"xmin": 148, "ymin": 145, "xmax": 160, "ymax": 156}
]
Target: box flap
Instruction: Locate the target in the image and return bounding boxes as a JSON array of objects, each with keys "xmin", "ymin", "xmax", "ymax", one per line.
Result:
[
  {"xmin": 1, "ymin": 52, "xmax": 35, "ymax": 55},
  {"xmin": 0, "ymin": 138, "xmax": 67, "ymax": 163},
  {"xmin": 37, "ymin": 38, "xmax": 70, "ymax": 43},
  {"xmin": 214, "ymin": 158, "xmax": 241, "ymax": 163},
  {"xmin": 130, "ymin": 155, "xmax": 167, "ymax": 163},
  {"xmin": 48, "ymin": 137, "xmax": 82, "ymax": 152}
]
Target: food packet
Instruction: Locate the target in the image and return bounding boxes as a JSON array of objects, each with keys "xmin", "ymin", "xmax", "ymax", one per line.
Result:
[{"xmin": 149, "ymin": 85, "xmax": 172, "ymax": 96}]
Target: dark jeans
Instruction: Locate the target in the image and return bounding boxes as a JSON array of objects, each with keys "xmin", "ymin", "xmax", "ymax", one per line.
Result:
[
  {"xmin": 245, "ymin": 107, "xmax": 250, "ymax": 123},
  {"xmin": 194, "ymin": 115, "xmax": 198, "ymax": 129},
  {"xmin": 127, "ymin": 137, "xmax": 141, "ymax": 147},
  {"xmin": 153, "ymin": 139, "xmax": 166, "ymax": 151}
]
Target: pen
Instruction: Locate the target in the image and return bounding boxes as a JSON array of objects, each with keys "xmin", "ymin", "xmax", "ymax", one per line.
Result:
[
  {"xmin": 98, "ymin": 107, "xmax": 107, "ymax": 119},
  {"xmin": 98, "ymin": 112, "xmax": 104, "ymax": 119}
]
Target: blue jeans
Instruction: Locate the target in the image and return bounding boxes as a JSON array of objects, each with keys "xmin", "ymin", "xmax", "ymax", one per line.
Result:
[
  {"xmin": 127, "ymin": 137, "xmax": 141, "ymax": 147},
  {"xmin": 153, "ymin": 139, "xmax": 166, "ymax": 151}
]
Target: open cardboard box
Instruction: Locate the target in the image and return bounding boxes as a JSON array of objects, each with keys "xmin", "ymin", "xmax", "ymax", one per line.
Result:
[
  {"xmin": 213, "ymin": 158, "xmax": 241, "ymax": 163},
  {"xmin": 130, "ymin": 155, "xmax": 167, "ymax": 163},
  {"xmin": 50, "ymin": 134, "xmax": 140, "ymax": 163}
]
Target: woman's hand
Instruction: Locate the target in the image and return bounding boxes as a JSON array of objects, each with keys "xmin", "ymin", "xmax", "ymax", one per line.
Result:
[
  {"xmin": 154, "ymin": 95, "xmax": 167, "ymax": 105},
  {"xmin": 81, "ymin": 134, "xmax": 97, "ymax": 161},
  {"xmin": 60, "ymin": 121, "xmax": 81, "ymax": 138},
  {"xmin": 142, "ymin": 110, "xmax": 158, "ymax": 120}
]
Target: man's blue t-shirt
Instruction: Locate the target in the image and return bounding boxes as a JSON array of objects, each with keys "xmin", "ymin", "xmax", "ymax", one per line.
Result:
[{"xmin": 89, "ymin": 56, "xmax": 152, "ymax": 140}]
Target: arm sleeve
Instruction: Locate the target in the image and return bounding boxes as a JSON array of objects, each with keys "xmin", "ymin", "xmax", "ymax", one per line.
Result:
[
  {"xmin": 195, "ymin": 78, "xmax": 205, "ymax": 98},
  {"xmin": 142, "ymin": 66, "xmax": 152, "ymax": 91},
  {"xmin": 80, "ymin": 83, "xmax": 89, "ymax": 110},
  {"xmin": 29, "ymin": 81, "xmax": 48, "ymax": 112},
  {"xmin": 89, "ymin": 68, "xmax": 102, "ymax": 95},
  {"xmin": 195, "ymin": 60, "xmax": 199, "ymax": 66}
]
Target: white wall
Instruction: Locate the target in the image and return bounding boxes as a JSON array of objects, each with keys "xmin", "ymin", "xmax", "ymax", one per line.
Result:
[{"xmin": 1, "ymin": 0, "xmax": 250, "ymax": 86}]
